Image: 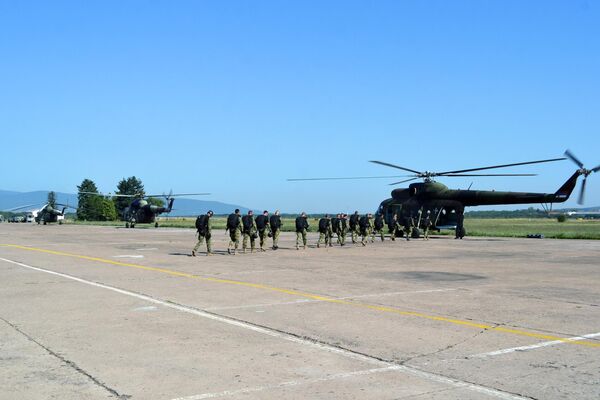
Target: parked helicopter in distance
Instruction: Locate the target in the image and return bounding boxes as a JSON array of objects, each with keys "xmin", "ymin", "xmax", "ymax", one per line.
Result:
[
  {"xmin": 79, "ymin": 191, "xmax": 210, "ymax": 228},
  {"xmin": 289, "ymin": 150, "xmax": 598, "ymax": 238},
  {"xmin": 4, "ymin": 203, "xmax": 73, "ymax": 225}
]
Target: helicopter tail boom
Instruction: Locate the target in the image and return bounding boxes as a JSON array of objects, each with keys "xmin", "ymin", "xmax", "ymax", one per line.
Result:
[{"xmin": 553, "ymin": 171, "xmax": 580, "ymax": 202}]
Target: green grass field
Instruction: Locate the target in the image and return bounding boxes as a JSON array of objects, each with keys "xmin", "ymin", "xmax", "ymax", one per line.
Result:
[{"xmin": 69, "ymin": 217, "xmax": 600, "ymax": 239}]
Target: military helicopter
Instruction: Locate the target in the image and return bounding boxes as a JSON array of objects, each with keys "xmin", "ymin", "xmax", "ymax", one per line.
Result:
[
  {"xmin": 289, "ymin": 150, "xmax": 598, "ymax": 238},
  {"xmin": 79, "ymin": 191, "xmax": 210, "ymax": 228},
  {"xmin": 5, "ymin": 203, "xmax": 73, "ymax": 225}
]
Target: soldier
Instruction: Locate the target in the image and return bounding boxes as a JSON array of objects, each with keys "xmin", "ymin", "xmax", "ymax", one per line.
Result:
[
  {"xmin": 374, "ymin": 213, "xmax": 386, "ymax": 242},
  {"xmin": 269, "ymin": 210, "xmax": 282, "ymax": 250},
  {"xmin": 331, "ymin": 214, "xmax": 340, "ymax": 245},
  {"xmin": 455, "ymin": 209, "xmax": 465, "ymax": 239},
  {"xmin": 339, "ymin": 213, "xmax": 348, "ymax": 246},
  {"xmin": 404, "ymin": 214, "xmax": 415, "ymax": 241},
  {"xmin": 255, "ymin": 210, "xmax": 271, "ymax": 251},
  {"xmin": 317, "ymin": 214, "xmax": 333, "ymax": 248},
  {"xmin": 423, "ymin": 211, "xmax": 433, "ymax": 240},
  {"xmin": 192, "ymin": 210, "xmax": 213, "ymax": 256},
  {"xmin": 389, "ymin": 213, "xmax": 402, "ymax": 241},
  {"xmin": 242, "ymin": 210, "xmax": 258, "ymax": 253},
  {"xmin": 295, "ymin": 212, "xmax": 309, "ymax": 250},
  {"xmin": 359, "ymin": 213, "xmax": 370, "ymax": 246},
  {"xmin": 349, "ymin": 211, "xmax": 360, "ymax": 244},
  {"xmin": 226, "ymin": 209, "xmax": 243, "ymax": 255}
]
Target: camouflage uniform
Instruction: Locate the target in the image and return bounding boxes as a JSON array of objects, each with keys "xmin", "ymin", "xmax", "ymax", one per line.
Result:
[
  {"xmin": 242, "ymin": 213, "xmax": 258, "ymax": 253},
  {"xmin": 404, "ymin": 215, "xmax": 415, "ymax": 241},
  {"xmin": 359, "ymin": 214, "xmax": 372, "ymax": 246},
  {"xmin": 374, "ymin": 214, "xmax": 385, "ymax": 242},
  {"xmin": 295, "ymin": 214, "xmax": 309, "ymax": 249},
  {"xmin": 255, "ymin": 212, "xmax": 270, "ymax": 251},
  {"xmin": 389, "ymin": 214, "xmax": 402, "ymax": 241},
  {"xmin": 227, "ymin": 213, "xmax": 243, "ymax": 254},
  {"xmin": 339, "ymin": 215, "xmax": 348, "ymax": 246},
  {"xmin": 269, "ymin": 212, "xmax": 282, "ymax": 249},
  {"xmin": 423, "ymin": 215, "xmax": 433, "ymax": 240},
  {"xmin": 192, "ymin": 212, "xmax": 213, "ymax": 256},
  {"xmin": 317, "ymin": 216, "xmax": 332, "ymax": 248},
  {"xmin": 349, "ymin": 212, "xmax": 360, "ymax": 244}
]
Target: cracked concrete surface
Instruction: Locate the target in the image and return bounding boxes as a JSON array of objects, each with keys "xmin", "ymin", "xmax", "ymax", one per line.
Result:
[{"xmin": 1, "ymin": 224, "xmax": 599, "ymax": 399}]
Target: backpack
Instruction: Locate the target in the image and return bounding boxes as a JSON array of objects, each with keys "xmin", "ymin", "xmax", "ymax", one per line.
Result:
[
  {"xmin": 318, "ymin": 218, "xmax": 328, "ymax": 233},
  {"xmin": 242, "ymin": 215, "xmax": 253, "ymax": 232},
  {"xmin": 269, "ymin": 215, "xmax": 281, "ymax": 230},
  {"xmin": 295, "ymin": 217, "xmax": 305, "ymax": 231},
  {"xmin": 331, "ymin": 217, "xmax": 339, "ymax": 231},
  {"xmin": 374, "ymin": 215, "xmax": 384, "ymax": 230},
  {"xmin": 349, "ymin": 214, "xmax": 359, "ymax": 229},
  {"xmin": 226, "ymin": 213, "xmax": 239, "ymax": 230},
  {"xmin": 196, "ymin": 215, "xmax": 208, "ymax": 235},
  {"xmin": 358, "ymin": 215, "xmax": 368, "ymax": 229},
  {"xmin": 255, "ymin": 215, "xmax": 267, "ymax": 231}
]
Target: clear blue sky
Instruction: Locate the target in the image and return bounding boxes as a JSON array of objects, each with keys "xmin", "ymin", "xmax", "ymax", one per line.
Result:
[{"xmin": 1, "ymin": 1, "xmax": 598, "ymax": 212}]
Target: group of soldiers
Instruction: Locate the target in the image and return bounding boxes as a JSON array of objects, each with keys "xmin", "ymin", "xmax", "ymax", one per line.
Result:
[{"xmin": 192, "ymin": 209, "xmax": 434, "ymax": 256}]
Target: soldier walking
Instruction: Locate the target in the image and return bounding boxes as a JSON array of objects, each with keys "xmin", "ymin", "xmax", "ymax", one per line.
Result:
[
  {"xmin": 389, "ymin": 213, "xmax": 402, "ymax": 241},
  {"xmin": 374, "ymin": 213, "xmax": 385, "ymax": 242},
  {"xmin": 423, "ymin": 211, "xmax": 433, "ymax": 240},
  {"xmin": 317, "ymin": 214, "xmax": 333, "ymax": 248},
  {"xmin": 192, "ymin": 210, "xmax": 213, "ymax": 256},
  {"xmin": 404, "ymin": 214, "xmax": 415, "ymax": 241},
  {"xmin": 359, "ymin": 213, "xmax": 370, "ymax": 246},
  {"xmin": 269, "ymin": 210, "xmax": 282, "ymax": 250},
  {"xmin": 226, "ymin": 209, "xmax": 243, "ymax": 255},
  {"xmin": 349, "ymin": 211, "xmax": 360, "ymax": 244},
  {"xmin": 295, "ymin": 212, "xmax": 309, "ymax": 250},
  {"xmin": 255, "ymin": 210, "xmax": 271, "ymax": 251},
  {"xmin": 331, "ymin": 214, "xmax": 340, "ymax": 245},
  {"xmin": 339, "ymin": 213, "xmax": 348, "ymax": 246},
  {"xmin": 242, "ymin": 210, "xmax": 258, "ymax": 253}
]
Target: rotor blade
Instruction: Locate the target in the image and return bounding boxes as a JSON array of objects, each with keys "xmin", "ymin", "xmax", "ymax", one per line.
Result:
[
  {"xmin": 2, "ymin": 203, "xmax": 40, "ymax": 212},
  {"xmin": 592, "ymin": 164, "xmax": 600, "ymax": 173},
  {"xmin": 369, "ymin": 161, "xmax": 423, "ymax": 174},
  {"xmin": 287, "ymin": 175, "xmax": 414, "ymax": 181},
  {"xmin": 564, "ymin": 149, "xmax": 584, "ymax": 168},
  {"xmin": 440, "ymin": 173, "xmax": 538, "ymax": 177},
  {"xmin": 388, "ymin": 177, "xmax": 419, "ymax": 186},
  {"xmin": 437, "ymin": 157, "xmax": 567, "ymax": 175},
  {"xmin": 578, "ymin": 177, "xmax": 586, "ymax": 205},
  {"xmin": 145, "ymin": 193, "xmax": 210, "ymax": 197}
]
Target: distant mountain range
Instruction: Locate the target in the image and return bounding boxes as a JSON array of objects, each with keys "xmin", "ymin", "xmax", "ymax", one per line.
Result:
[{"xmin": 0, "ymin": 190, "xmax": 250, "ymax": 216}]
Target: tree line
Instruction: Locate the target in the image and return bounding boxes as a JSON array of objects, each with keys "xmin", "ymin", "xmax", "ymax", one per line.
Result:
[{"xmin": 76, "ymin": 176, "xmax": 163, "ymax": 221}]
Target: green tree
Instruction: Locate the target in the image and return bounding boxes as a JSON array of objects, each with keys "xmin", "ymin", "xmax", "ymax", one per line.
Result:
[
  {"xmin": 47, "ymin": 191, "xmax": 57, "ymax": 208},
  {"xmin": 114, "ymin": 176, "xmax": 145, "ymax": 215},
  {"xmin": 77, "ymin": 179, "xmax": 99, "ymax": 220},
  {"xmin": 99, "ymin": 198, "xmax": 118, "ymax": 221}
]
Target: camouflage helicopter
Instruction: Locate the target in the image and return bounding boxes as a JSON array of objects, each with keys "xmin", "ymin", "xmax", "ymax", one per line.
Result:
[
  {"xmin": 80, "ymin": 191, "xmax": 209, "ymax": 228},
  {"xmin": 289, "ymin": 150, "xmax": 598, "ymax": 238},
  {"xmin": 34, "ymin": 203, "xmax": 74, "ymax": 224}
]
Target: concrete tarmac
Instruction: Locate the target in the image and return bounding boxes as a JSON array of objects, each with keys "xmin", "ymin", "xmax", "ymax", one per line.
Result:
[{"xmin": 0, "ymin": 223, "xmax": 599, "ymax": 399}]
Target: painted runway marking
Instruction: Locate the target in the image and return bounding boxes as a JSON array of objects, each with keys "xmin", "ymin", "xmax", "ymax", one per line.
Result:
[
  {"xmin": 2, "ymin": 244, "xmax": 599, "ymax": 349},
  {"xmin": 132, "ymin": 306, "xmax": 158, "ymax": 312},
  {"xmin": 0, "ymin": 257, "xmax": 529, "ymax": 400},
  {"xmin": 113, "ymin": 255, "xmax": 144, "ymax": 259},
  {"xmin": 135, "ymin": 248, "xmax": 158, "ymax": 251},
  {"xmin": 206, "ymin": 289, "xmax": 458, "ymax": 311},
  {"xmin": 472, "ymin": 332, "xmax": 600, "ymax": 358},
  {"xmin": 169, "ymin": 366, "xmax": 403, "ymax": 400}
]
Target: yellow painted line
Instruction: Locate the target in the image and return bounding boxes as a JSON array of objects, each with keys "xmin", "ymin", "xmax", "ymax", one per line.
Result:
[{"xmin": 2, "ymin": 243, "xmax": 599, "ymax": 348}]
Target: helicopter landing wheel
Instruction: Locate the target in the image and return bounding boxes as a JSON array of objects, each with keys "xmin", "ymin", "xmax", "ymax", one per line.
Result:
[
  {"xmin": 455, "ymin": 226, "xmax": 466, "ymax": 239},
  {"xmin": 131, "ymin": 223, "xmax": 135, "ymax": 228},
  {"xmin": 59, "ymin": 221, "xmax": 63, "ymax": 225},
  {"xmin": 411, "ymin": 228, "xmax": 420, "ymax": 239},
  {"xmin": 154, "ymin": 222, "xmax": 159, "ymax": 228},
  {"xmin": 126, "ymin": 222, "xmax": 130, "ymax": 228},
  {"xmin": 43, "ymin": 221, "xmax": 47, "ymax": 225}
]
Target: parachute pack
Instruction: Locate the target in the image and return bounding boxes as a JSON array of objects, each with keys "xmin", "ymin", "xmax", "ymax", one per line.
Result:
[
  {"xmin": 318, "ymin": 218, "xmax": 329, "ymax": 233},
  {"xmin": 226, "ymin": 213, "xmax": 239, "ymax": 230},
  {"xmin": 195, "ymin": 215, "xmax": 208, "ymax": 235},
  {"xmin": 255, "ymin": 215, "xmax": 268, "ymax": 231}
]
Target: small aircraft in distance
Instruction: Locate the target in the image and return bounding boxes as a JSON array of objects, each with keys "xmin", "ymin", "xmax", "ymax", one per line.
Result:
[{"xmin": 79, "ymin": 191, "xmax": 210, "ymax": 228}]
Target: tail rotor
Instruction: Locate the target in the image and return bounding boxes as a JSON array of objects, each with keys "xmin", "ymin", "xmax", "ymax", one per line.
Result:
[{"xmin": 564, "ymin": 149, "xmax": 598, "ymax": 205}]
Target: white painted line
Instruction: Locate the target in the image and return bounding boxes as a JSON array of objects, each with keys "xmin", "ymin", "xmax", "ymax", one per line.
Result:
[
  {"xmin": 170, "ymin": 366, "xmax": 403, "ymax": 400},
  {"xmin": 472, "ymin": 332, "xmax": 600, "ymax": 358},
  {"xmin": 0, "ymin": 257, "xmax": 528, "ymax": 400},
  {"xmin": 206, "ymin": 289, "xmax": 458, "ymax": 311},
  {"xmin": 135, "ymin": 248, "xmax": 158, "ymax": 251},
  {"xmin": 132, "ymin": 306, "xmax": 158, "ymax": 312},
  {"xmin": 112, "ymin": 255, "xmax": 144, "ymax": 259}
]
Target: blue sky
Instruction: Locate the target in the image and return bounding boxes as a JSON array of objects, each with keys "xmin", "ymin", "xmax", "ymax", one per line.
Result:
[{"xmin": 1, "ymin": 1, "xmax": 598, "ymax": 212}]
